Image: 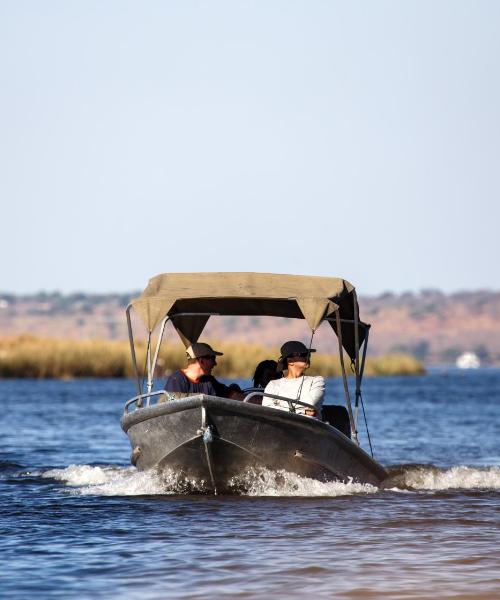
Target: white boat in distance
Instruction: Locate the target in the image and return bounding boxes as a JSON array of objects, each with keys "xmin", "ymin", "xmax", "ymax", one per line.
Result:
[{"xmin": 456, "ymin": 352, "xmax": 480, "ymax": 369}]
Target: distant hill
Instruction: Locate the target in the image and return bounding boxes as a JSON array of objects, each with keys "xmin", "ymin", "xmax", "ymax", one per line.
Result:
[{"xmin": 0, "ymin": 289, "xmax": 499, "ymax": 365}]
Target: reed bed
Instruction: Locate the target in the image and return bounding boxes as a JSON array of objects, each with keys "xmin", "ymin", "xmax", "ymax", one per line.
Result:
[{"xmin": 0, "ymin": 336, "xmax": 424, "ymax": 379}]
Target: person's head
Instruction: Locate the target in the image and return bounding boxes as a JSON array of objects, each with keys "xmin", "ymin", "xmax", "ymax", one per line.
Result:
[
  {"xmin": 277, "ymin": 341, "xmax": 316, "ymax": 376},
  {"xmin": 185, "ymin": 342, "xmax": 223, "ymax": 376},
  {"xmin": 252, "ymin": 359, "xmax": 279, "ymax": 388}
]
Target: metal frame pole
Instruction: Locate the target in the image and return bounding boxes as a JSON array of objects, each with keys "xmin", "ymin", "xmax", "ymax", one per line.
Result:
[
  {"xmin": 335, "ymin": 309, "xmax": 359, "ymax": 445},
  {"xmin": 360, "ymin": 326, "xmax": 370, "ymax": 381},
  {"xmin": 150, "ymin": 315, "xmax": 170, "ymax": 382},
  {"xmin": 352, "ymin": 290, "xmax": 361, "ymax": 432},
  {"xmin": 126, "ymin": 304, "xmax": 142, "ymax": 397},
  {"xmin": 146, "ymin": 332, "xmax": 152, "ymax": 394}
]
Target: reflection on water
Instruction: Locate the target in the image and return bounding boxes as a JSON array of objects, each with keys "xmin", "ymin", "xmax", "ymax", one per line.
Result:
[{"xmin": 1, "ymin": 373, "xmax": 500, "ymax": 599}]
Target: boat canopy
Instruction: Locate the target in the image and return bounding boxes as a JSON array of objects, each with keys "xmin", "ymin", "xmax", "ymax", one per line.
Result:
[{"xmin": 130, "ymin": 272, "xmax": 368, "ymax": 359}]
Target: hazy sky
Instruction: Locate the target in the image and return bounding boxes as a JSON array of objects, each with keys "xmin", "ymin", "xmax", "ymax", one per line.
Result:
[{"xmin": 1, "ymin": 1, "xmax": 499, "ymax": 295}]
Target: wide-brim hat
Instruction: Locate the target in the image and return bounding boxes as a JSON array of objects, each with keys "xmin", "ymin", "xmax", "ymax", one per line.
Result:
[
  {"xmin": 186, "ymin": 342, "xmax": 223, "ymax": 359},
  {"xmin": 277, "ymin": 340, "xmax": 316, "ymax": 371}
]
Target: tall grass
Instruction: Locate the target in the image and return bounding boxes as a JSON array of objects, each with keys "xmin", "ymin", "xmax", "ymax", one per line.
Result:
[{"xmin": 0, "ymin": 336, "xmax": 425, "ymax": 379}]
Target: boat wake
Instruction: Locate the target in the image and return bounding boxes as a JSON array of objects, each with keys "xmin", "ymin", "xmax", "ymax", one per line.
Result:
[
  {"xmin": 39, "ymin": 463, "xmax": 500, "ymax": 497},
  {"xmin": 385, "ymin": 464, "xmax": 500, "ymax": 491},
  {"xmin": 41, "ymin": 464, "xmax": 377, "ymax": 497},
  {"xmin": 42, "ymin": 464, "xmax": 174, "ymax": 496},
  {"xmin": 227, "ymin": 467, "xmax": 378, "ymax": 496}
]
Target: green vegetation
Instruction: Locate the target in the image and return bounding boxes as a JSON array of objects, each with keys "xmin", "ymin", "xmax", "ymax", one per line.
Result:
[{"xmin": 0, "ymin": 336, "xmax": 425, "ymax": 379}]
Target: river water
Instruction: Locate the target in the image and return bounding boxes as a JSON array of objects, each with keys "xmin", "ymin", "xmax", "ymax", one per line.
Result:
[{"xmin": 1, "ymin": 370, "xmax": 499, "ymax": 599}]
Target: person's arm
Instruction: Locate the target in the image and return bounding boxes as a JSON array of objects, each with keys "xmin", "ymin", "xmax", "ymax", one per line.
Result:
[
  {"xmin": 262, "ymin": 379, "xmax": 289, "ymax": 410},
  {"xmin": 307, "ymin": 377, "xmax": 325, "ymax": 407},
  {"xmin": 208, "ymin": 377, "xmax": 245, "ymax": 400},
  {"xmin": 227, "ymin": 383, "xmax": 245, "ymax": 400},
  {"xmin": 293, "ymin": 376, "xmax": 325, "ymax": 416},
  {"xmin": 164, "ymin": 371, "xmax": 188, "ymax": 393},
  {"xmin": 210, "ymin": 378, "xmax": 227, "ymax": 397},
  {"xmin": 261, "ymin": 380, "xmax": 279, "ymax": 407}
]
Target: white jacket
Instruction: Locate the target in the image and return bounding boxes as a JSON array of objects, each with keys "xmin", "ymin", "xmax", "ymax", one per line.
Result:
[{"xmin": 262, "ymin": 376, "xmax": 325, "ymax": 416}]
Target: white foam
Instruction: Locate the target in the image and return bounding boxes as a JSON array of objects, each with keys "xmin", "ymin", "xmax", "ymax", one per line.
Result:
[
  {"xmin": 388, "ymin": 465, "xmax": 500, "ymax": 491},
  {"xmin": 43, "ymin": 464, "xmax": 171, "ymax": 495},
  {"xmin": 42, "ymin": 464, "xmax": 500, "ymax": 496},
  {"xmin": 228, "ymin": 467, "xmax": 378, "ymax": 497},
  {"xmin": 44, "ymin": 464, "xmax": 121, "ymax": 486},
  {"xmin": 42, "ymin": 464, "xmax": 377, "ymax": 497}
]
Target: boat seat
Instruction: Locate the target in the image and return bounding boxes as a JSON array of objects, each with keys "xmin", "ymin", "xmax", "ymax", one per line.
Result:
[{"xmin": 321, "ymin": 405, "xmax": 351, "ymax": 438}]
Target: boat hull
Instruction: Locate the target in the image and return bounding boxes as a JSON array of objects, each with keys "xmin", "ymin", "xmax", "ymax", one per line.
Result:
[{"xmin": 121, "ymin": 395, "xmax": 387, "ymax": 493}]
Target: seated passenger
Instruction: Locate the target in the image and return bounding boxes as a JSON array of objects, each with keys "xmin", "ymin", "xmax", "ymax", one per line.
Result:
[
  {"xmin": 246, "ymin": 359, "xmax": 281, "ymax": 405},
  {"xmin": 262, "ymin": 341, "xmax": 325, "ymax": 417},
  {"xmin": 252, "ymin": 359, "xmax": 280, "ymax": 389},
  {"xmin": 164, "ymin": 342, "xmax": 243, "ymax": 399}
]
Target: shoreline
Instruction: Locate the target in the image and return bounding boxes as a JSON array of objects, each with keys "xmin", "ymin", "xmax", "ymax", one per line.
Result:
[{"xmin": 0, "ymin": 336, "xmax": 424, "ymax": 379}]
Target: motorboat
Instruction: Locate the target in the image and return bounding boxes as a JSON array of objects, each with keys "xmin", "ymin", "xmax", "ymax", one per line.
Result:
[
  {"xmin": 456, "ymin": 352, "xmax": 480, "ymax": 369},
  {"xmin": 121, "ymin": 273, "xmax": 388, "ymax": 493}
]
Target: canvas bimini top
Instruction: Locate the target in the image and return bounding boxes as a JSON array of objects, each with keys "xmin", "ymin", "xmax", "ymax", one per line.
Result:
[{"xmin": 130, "ymin": 272, "xmax": 368, "ymax": 359}]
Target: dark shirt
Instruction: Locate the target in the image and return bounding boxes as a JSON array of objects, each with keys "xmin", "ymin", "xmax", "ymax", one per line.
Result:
[{"xmin": 164, "ymin": 369, "xmax": 232, "ymax": 398}]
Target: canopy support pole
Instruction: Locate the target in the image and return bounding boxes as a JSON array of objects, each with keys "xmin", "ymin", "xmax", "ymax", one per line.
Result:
[
  {"xmin": 353, "ymin": 304, "xmax": 375, "ymax": 458},
  {"xmin": 146, "ymin": 332, "xmax": 153, "ymax": 394},
  {"xmin": 150, "ymin": 315, "xmax": 170, "ymax": 384},
  {"xmin": 360, "ymin": 325, "xmax": 370, "ymax": 381},
  {"xmin": 126, "ymin": 304, "xmax": 142, "ymax": 397},
  {"xmin": 352, "ymin": 290, "xmax": 361, "ymax": 431},
  {"xmin": 335, "ymin": 309, "xmax": 359, "ymax": 445}
]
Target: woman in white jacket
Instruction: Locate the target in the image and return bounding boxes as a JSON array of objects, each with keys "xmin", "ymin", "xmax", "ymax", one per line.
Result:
[{"xmin": 262, "ymin": 340, "xmax": 325, "ymax": 418}]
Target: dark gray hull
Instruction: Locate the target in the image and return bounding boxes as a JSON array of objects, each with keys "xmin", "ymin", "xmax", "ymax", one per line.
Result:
[{"xmin": 121, "ymin": 395, "xmax": 388, "ymax": 494}]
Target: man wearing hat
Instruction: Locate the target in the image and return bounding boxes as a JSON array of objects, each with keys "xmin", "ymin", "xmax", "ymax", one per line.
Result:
[
  {"xmin": 164, "ymin": 342, "xmax": 243, "ymax": 399},
  {"xmin": 261, "ymin": 340, "xmax": 325, "ymax": 417}
]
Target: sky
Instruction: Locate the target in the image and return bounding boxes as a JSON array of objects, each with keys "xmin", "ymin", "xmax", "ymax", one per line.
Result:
[{"xmin": 1, "ymin": 1, "xmax": 499, "ymax": 295}]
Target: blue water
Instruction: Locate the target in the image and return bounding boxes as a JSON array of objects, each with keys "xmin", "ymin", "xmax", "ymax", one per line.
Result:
[{"xmin": 1, "ymin": 370, "xmax": 499, "ymax": 599}]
